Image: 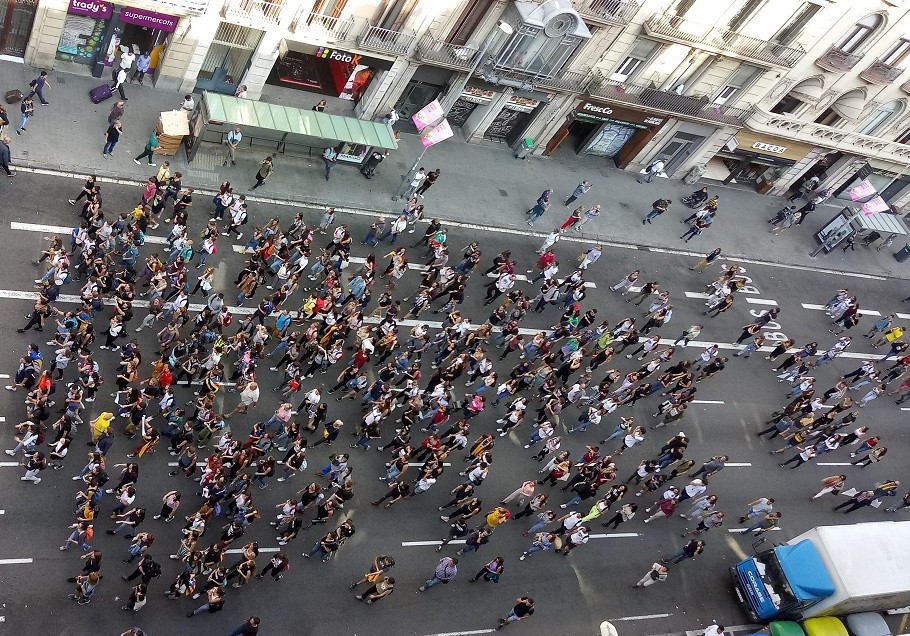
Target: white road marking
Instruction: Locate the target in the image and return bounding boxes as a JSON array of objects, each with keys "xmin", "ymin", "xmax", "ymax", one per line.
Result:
[
  {"xmin": 745, "ymin": 298, "xmax": 778, "ymax": 306},
  {"xmin": 725, "ymin": 462, "xmax": 753, "ymax": 467},
  {"xmin": 0, "ymin": 374, "xmax": 10, "ymax": 379},
  {"xmin": 167, "ymin": 462, "xmax": 207, "ymax": 467},
  {"xmin": 226, "ymin": 547, "xmax": 279, "ymax": 554},
  {"xmin": 407, "ymin": 462, "xmax": 452, "ymax": 467},
  {"xmin": 0, "ymin": 558, "xmax": 32, "ymax": 564},
  {"xmin": 684, "ymin": 291, "xmax": 710, "ymax": 299},
  {"xmin": 817, "ymin": 462, "xmax": 853, "ymax": 466},
  {"xmin": 691, "ymin": 400, "xmax": 724, "ymax": 404},
  {"xmin": 424, "ymin": 630, "xmax": 495, "ymax": 636},
  {"xmin": 11, "ymin": 221, "xmax": 168, "ymax": 244},
  {"xmin": 0, "ymin": 462, "xmax": 19, "ymax": 468},
  {"xmin": 610, "ymin": 614, "xmax": 673, "ymax": 621},
  {"xmin": 729, "ymin": 527, "xmax": 780, "ymax": 534},
  {"xmin": 0, "ymin": 510, "xmax": 5, "ymax": 514},
  {"xmin": 897, "ymin": 313, "xmax": 910, "ymax": 320},
  {"xmin": 801, "ymin": 302, "xmax": 881, "ymax": 317},
  {"xmin": 403, "ymin": 533, "xmax": 638, "ymax": 547}
]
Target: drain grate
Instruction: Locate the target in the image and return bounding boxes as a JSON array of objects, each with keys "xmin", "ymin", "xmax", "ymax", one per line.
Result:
[{"xmin": 499, "ymin": 189, "xmax": 508, "ymax": 197}]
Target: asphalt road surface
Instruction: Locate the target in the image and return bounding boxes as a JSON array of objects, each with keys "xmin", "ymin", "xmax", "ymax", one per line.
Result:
[{"xmin": 0, "ymin": 172, "xmax": 905, "ymax": 636}]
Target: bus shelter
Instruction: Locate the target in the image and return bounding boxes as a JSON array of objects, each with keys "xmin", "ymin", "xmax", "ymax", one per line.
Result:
[{"xmin": 185, "ymin": 92, "xmax": 397, "ymax": 165}]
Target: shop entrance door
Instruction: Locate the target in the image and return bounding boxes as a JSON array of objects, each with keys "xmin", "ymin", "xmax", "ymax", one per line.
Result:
[
  {"xmin": 653, "ymin": 132, "xmax": 704, "ymax": 176},
  {"xmin": 0, "ymin": 0, "xmax": 36, "ymax": 57},
  {"xmin": 581, "ymin": 121, "xmax": 635, "ymax": 157},
  {"xmin": 395, "ymin": 80, "xmax": 443, "ymax": 122},
  {"xmin": 484, "ymin": 107, "xmax": 530, "ymax": 143},
  {"xmin": 195, "ymin": 23, "xmax": 262, "ymax": 95}
]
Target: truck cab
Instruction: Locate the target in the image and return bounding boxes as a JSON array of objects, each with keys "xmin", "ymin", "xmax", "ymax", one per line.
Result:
[{"xmin": 733, "ymin": 540, "xmax": 836, "ymax": 621}]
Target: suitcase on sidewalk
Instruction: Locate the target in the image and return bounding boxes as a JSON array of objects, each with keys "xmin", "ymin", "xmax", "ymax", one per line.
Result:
[
  {"xmin": 5, "ymin": 89, "xmax": 22, "ymax": 104},
  {"xmin": 89, "ymin": 84, "xmax": 113, "ymax": 104}
]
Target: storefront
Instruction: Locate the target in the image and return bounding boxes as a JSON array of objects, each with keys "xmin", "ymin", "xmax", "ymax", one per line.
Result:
[
  {"xmin": 56, "ymin": 0, "xmax": 177, "ymax": 76},
  {"xmin": 544, "ymin": 100, "xmax": 666, "ymax": 169},
  {"xmin": 834, "ymin": 161, "xmax": 910, "ymax": 204},
  {"xmin": 447, "ymin": 86, "xmax": 492, "ymax": 128},
  {"xmin": 484, "ymin": 95, "xmax": 541, "ymax": 144},
  {"xmin": 0, "ymin": 0, "xmax": 37, "ymax": 58},
  {"xmin": 712, "ymin": 130, "xmax": 814, "ymax": 192},
  {"xmin": 267, "ymin": 41, "xmax": 394, "ymax": 105},
  {"xmin": 394, "ymin": 65, "xmax": 451, "ymax": 130}
]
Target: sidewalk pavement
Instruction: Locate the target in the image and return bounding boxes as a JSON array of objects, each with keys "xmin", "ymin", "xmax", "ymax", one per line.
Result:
[{"xmin": 2, "ymin": 59, "xmax": 905, "ymax": 280}]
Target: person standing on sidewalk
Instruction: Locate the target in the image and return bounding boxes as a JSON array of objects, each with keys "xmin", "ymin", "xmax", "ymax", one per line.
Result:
[
  {"xmin": 0, "ymin": 135, "xmax": 13, "ymax": 176},
  {"xmin": 526, "ymin": 198, "xmax": 550, "ymax": 226},
  {"xmin": 26, "ymin": 70, "xmax": 49, "ymax": 105},
  {"xmin": 103, "ymin": 120, "xmax": 122, "ymax": 158},
  {"xmin": 637, "ymin": 159, "xmax": 664, "ymax": 183},
  {"xmin": 416, "ymin": 168, "xmax": 440, "ymax": 198},
  {"xmin": 223, "ymin": 126, "xmax": 242, "ymax": 166},
  {"xmin": 131, "ymin": 51, "xmax": 151, "ymax": 84},
  {"xmin": 16, "ymin": 96, "xmax": 33, "ymax": 136},
  {"xmin": 576, "ymin": 204, "xmax": 601, "ymax": 230},
  {"xmin": 250, "ymin": 156, "xmax": 273, "ymax": 190},
  {"xmin": 565, "ymin": 180, "xmax": 591, "ymax": 206},
  {"xmin": 322, "ymin": 146, "xmax": 337, "ymax": 180},
  {"xmin": 133, "ymin": 131, "xmax": 159, "ymax": 166},
  {"xmin": 405, "ymin": 167, "xmax": 426, "ymax": 199},
  {"xmin": 108, "ymin": 100, "xmax": 124, "ymax": 125},
  {"xmin": 496, "ymin": 597, "xmax": 535, "ymax": 629}
]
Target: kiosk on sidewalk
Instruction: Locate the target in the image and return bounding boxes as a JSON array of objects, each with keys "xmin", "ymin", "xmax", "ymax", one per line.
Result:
[
  {"xmin": 184, "ymin": 92, "xmax": 397, "ymax": 166},
  {"xmin": 811, "ymin": 205, "xmax": 909, "ymax": 256}
]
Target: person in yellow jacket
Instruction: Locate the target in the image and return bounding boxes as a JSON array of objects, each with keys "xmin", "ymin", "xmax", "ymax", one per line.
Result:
[
  {"xmin": 873, "ymin": 325, "xmax": 904, "ymax": 348},
  {"xmin": 90, "ymin": 412, "xmax": 113, "ymax": 443},
  {"xmin": 480, "ymin": 506, "xmax": 510, "ymax": 532}
]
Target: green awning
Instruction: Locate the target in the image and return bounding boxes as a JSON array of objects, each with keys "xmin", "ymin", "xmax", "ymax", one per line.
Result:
[{"xmin": 203, "ymin": 92, "xmax": 398, "ymax": 150}]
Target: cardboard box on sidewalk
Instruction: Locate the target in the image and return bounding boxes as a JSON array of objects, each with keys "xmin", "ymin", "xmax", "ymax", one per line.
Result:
[{"xmin": 155, "ymin": 110, "xmax": 189, "ymax": 156}]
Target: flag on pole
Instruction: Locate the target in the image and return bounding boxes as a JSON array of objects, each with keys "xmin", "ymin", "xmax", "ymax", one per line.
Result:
[
  {"xmin": 861, "ymin": 195, "xmax": 890, "ymax": 215},
  {"xmin": 412, "ymin": 100, "xmax": 444, "ymax": 131},
  {"xmin": 848, "ymin": 179, "xmax": 877, "ymax": 201},
  {"xmin": 420, "ymin": 119, "xmax": 454, "ymax": 148}
]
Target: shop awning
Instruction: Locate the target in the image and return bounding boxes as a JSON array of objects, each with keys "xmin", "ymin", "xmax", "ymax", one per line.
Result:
[
  {"xmin": 830, "ymin": 90, "xmax": 866, "ymax": 121},
  {"xmin": 789, "ymin": 77, "xmax": 823, "ymax": 103},
  {"xmin": 203, "ymin": 92, "xmax": 398, "ymax": 150},
  {"xmin": 852, "ymin": 207, "xmax": 910, "ymax": 235}
]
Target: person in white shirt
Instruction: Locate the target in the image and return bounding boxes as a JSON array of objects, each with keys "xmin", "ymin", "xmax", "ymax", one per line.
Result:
[
  {"xmin": 405, "ymin": 168, "xmax": 426, "ymax": 199},
  {"xmin": 111, "ymin": 68, "xmax": 128, "ymax": 101},
  {"xmin": 180, "ymin": 95, "xmax": 195, "ymax": 112},
  {"xmin": 118, "ymin": 47, "xmax": 136, "ymax": 72},
  {"xmin": 536, "ymin": 230, "xmax": 562, "ymax": 254}
]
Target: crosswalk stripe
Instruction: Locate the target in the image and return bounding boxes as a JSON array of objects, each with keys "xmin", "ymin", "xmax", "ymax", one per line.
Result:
[
  {"xmin": 802, "ymin": 302, "xmax": 881, "ymax": 317},
  {"xmin": 11, "ymin": 221, "xmax": 169, "ymax": 245},
  {"xmin": 684, "ymin": 291, "xmax": 710, "ymax": 299},
  {"xmin": 745, "ymin": 298, "xmax": 778, "ymax": 306}
]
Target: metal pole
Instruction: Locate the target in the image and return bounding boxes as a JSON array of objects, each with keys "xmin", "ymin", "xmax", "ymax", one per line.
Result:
[{"xmin": 392, "ymin": 38, "xmax": 493, "ymax": 201}]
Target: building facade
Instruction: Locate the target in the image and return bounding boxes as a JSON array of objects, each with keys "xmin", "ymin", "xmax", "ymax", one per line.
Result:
[{"xmin": 14, "ymin": 0, "xmax": 910, "ymax": 205}]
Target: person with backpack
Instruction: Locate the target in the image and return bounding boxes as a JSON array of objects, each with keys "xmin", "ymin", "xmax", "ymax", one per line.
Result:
[
  {"xmin": 124, "ymin": 552, "xmax": 160, "ymax": 583},
  {"xmin": 637, "ymin": 159, "xmax": 665, "ymax": 183},
  {"xmin": 255, "ymin": 552, "xmax": 290, "ymax": 581},
  {"xmin": 26, "ymin": 70, "xmax": 49, "ymax": 105}
]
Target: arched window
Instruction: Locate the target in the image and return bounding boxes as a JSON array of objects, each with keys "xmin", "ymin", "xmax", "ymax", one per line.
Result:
[
  {"xmin": 836, "ymin": 14, "xmax": 884, "ymax": 54},
  {"xmin": 856, "ymin": 99, "xmax": 903, "ymax": 135}
]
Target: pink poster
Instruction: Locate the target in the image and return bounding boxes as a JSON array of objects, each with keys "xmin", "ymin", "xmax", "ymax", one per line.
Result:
[
  {"xmin": 412, "ymin": 99, "xmax": 444, "ymax": 131},
  {"xmin": 421, "ymin": 119, "xmax": 453, "ymax": 148},
  {"xmin": 861, "ymin": 195, "xmax": 890, "ymax": 215},
  {"xmin": 848, "ymin": 179, "xmax": 876, "ymax": 201}
]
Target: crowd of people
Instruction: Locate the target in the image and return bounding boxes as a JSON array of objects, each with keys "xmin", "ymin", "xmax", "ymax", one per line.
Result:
[{"xmin": 4, "ymin": 162, "xmax": 906, "ymax": 634}]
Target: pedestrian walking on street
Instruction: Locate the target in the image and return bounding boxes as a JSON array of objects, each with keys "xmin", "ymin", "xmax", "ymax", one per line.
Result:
[
  {"xmin": 565, "ymin": 180, "xmax": 591, "ymax": 206},
  {"xmin": 405, "ymin": 167, "xmax": 427, "ymax": 199},
  {"xmin": 497, "ymin": 597, "xmax": 535, "ymax": 629},
  {"xmin": 16, "ymin": 96, "xmax": 33, "ymax": 135},
  {"xmin": 223, "ymin": 126, "xmax": 242, "ymax": 166},
  {"xmin": 133, "ymin": 131, "xmax": 160, "ymax": 167},
  {"xmin": 0, "ymin": 135, "xmax": 13, "ymax": 176},
  {"xmin": 834, "ymin": 490, "xmax": 876, "ymax": 514},
  {"xmin": 637, "ymin": 159, "xmax": 664, "ymax": 183},
  {"xmin": 661, "ymin": 538, "xmax": 705, "ymax": 564},
  {"xmin": 250, "ymin": 156, "xmax": 273, "ymax": 190},
  {"xmin": 690, "ymin": 248, "xmax": 722, "ymax": 272},
  {"xmin": 633, "ymin": 562, "xmax": 668, "ymax": 587},
  {"xmin": 418, "ymin": 556, "xmax": 457, "ymax": 592},
  {"xmin": 560, "ymin": 207, "xmax": 583, "ymax": 231},
  {"xmin": 643, "ymin": 199, "xmax": 670, "ymax": 224},
  {"xmin": 322, "ymin": 146, "xmax": 338, "ymax": 180},
  {"xmin": 26, "ymin": 70, "xmax": 49, "ymax": 105},
  {"xmin": 527, "ymin": 199, "xmax": 550, "ymax": 226},
  {"xmin": 111, "ymin": 67, "xmax": 128, "ymax": 101},
  {"xmin": 228, "ymin": 617, "xmax": 261, "ymax": 636}
]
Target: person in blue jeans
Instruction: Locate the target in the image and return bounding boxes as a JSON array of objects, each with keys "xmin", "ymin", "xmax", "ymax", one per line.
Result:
[
  {"xmin": 661, "ymin": 538, "xmax": 705, "ymax": 564},
  {"xmin": 27, "ymin": 71, "xmax": 49, "ymax": 105},
  {"xmin": 228, "ymin": 616, "xmax": 261, "ymax": 636},
  {"xmin": 16, "ymin": 96, "xmax": 33, "ymax": 135},
  {"xmin": 418, "ymin": 556, "xmax": 458, "ymax": 591}
]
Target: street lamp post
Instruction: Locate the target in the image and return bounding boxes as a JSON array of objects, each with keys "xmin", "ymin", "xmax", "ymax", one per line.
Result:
[{"xmin": 392, "ymin": 20, "xmax": 514, "ymax": 201}]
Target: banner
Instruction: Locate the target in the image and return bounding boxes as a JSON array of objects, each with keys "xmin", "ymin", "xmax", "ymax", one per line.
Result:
[
  {"xmin": 412, "ymin": 99, "xmax": 444, "ymax": 131},
  {"xmin": 420, "ymin": 119, "xmax": 453, "ymax": 148},
  {"xmin": 848, "ymin": 179, "xmax": 877, "ymax": 201},
  {"xmin": 861, "ymin": 195, "xmax": 890, "ymax": 215}
]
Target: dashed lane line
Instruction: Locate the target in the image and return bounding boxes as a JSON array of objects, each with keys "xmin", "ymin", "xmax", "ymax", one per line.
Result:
[
  {"xmin": 745, "ymin": 298, "xmax": 778, "ymax": 306},
  {"xmin": 403, "ymin": 533, "xmax": 639, "ymax": 547},
  {"xmin": 608, "ymin": 615, "xmax": 673, "ymax": 622},
  {"xmin": 0, "ymin": 558, "xmax": 32, "ymax": 564},
  {"xmin": 724, "ymin": 463, "xmax": 753, "ymax": 467},
  {"xmin": 816, "ymin": 462, "xmax": 853, "ymax": 466},
  {"xmin": 801, "ymin": 302, "xmax": 881, "ymax": 317}
]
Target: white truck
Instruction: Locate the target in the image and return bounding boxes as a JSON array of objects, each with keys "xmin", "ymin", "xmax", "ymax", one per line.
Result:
[{"xmin": 733, "ymin": 521, "xmax": 910, "ymax": 621}]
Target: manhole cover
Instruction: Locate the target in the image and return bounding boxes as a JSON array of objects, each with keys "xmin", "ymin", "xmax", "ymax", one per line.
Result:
[{"xmin": 499, "ymin": 189, "xmax": 508, "ymax": 197}]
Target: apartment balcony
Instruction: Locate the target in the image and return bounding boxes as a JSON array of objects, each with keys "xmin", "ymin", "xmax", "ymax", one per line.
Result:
[
  {"xmin": 814, "ymin": 45, "xmax": 863, "ymax": 73},
  {"xmin": 570, "ymin": 0, "xmax": 639, "ymax": 27},
  {"xmin": 745, "ymin": 105, "xmax": 910, "ymax": 165},
  {"xmin": 415, "ymin": 33, "xmax": 480, "ymax": 71},
  {"xmin": 536, "ymin": 69, "xmax": 592, "ymax": 93},
  {"xmin": 859, "ymin": 58, "xmax": 905, "ymax": 85},
  {"xmin": 586, "ymin": 72, "xmax": 750, "ymax": 126},
  {"xmin": 359, "ymin": 24, "xmax": 417, "ymax": 56},
  {"xmin": 156, "ymin": 0, "xmax": 209, "ymax": 15},
  {"xmin": 643, "ymin": 14, "xmax": 805, "ymax": 68},
  {"xmin": 222, "ymin": 0, "xmax": 286, "ymax": 27},
  {"xmin": 290, "ymin": 11, "xmax": 358, "ymax": 43}
]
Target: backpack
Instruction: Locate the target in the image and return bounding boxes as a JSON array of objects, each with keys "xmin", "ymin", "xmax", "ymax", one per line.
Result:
[
  {"xmin": 147, "ymin": 560, "xmax": 162, "ymax": 578},
  {"xmin": 84, "ymin": 525, "xmax": 94, "ymax": 541}
]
